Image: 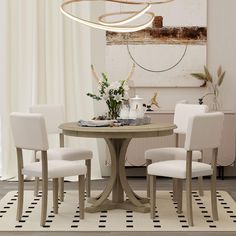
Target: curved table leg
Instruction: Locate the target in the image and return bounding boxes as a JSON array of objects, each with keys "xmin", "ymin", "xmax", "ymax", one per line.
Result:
[
  {"xmin": 118, "ymin": 138, "xmax": 142, "ymax": 207},
  {"xmin": 85, "ymin": 139, "xmax": 118, "ymax": 212},
  {"xmin": 118, "ymin": 139, "xmax": 150, "ymax": 212},
  {"xmin": 85, "ymin": 138, "xmax": 150, "ymax": 213}
]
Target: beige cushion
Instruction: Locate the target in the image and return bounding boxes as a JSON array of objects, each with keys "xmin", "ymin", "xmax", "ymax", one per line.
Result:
[
  {"xmin": 148, "ymin": 160, "xmax": 212, "ymax": 179},
  {"xmin": 145, "ymin": 147, "xmax": 202, "ymax": 162},
  {"xmin": 10, "ymin": 113, "xmax": 49, "ymax": 151},
  {"xmin": 23, "ymin": 160, "xmax": 87, "ymax": 179},
  {"xmin": 174, "ymin": 104, "xmax": 209, "ymax": 134},
  {"xmin": 184, "ymin": 112, "xmax": 224, "ymax": 150},
  {"xmin": 36, "ymin": 148, "xmax": 93, "ymax": 161}
]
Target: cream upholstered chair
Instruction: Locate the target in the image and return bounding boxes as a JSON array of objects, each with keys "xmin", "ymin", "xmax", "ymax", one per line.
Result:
[
  {"xmin": 10, "ymin": 112, "xmax": 86, "ymax": 226},
  {"xmin": 148, "ymin": 112, "xmax": 224, "ymax": 226},
  {"xmin": 29, "ymin": 104, "xmax": 93, "ymax": 200},
  {"xmin": 145, "ymin": 103, "xmax": 209, "ymax": 197}
]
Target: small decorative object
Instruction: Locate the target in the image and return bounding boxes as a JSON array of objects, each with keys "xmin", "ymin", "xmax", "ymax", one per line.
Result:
[
  {"xmin": 144, "ymin": 92, "xmax": 160, "ymax": 111},
  {"xmin": 198, "ymin": 98, "xmax": 203, "ymax": 105},
  {"xmin": 150, "ymin": 92, "xmax": 160, "ymax": 109},
  {"xmin": 191, "ymin": 65, "xmax": 226, "ymax": 111},
  {"xmin": 129, "ymin": 95, "xmax": 145, "ymax": 119},
  {"xmin": 87, "ymin": 65, "xmax": 132, "ymax": 120},
  {"xmin": 143, "ymin": 103, "xmax": 153, "ymax": 112}
]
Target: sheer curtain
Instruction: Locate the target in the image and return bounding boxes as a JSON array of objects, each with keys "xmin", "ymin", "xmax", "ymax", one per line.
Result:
[{"xmin": 0, "ymin": 0, "xmax": 102, "ymax": 179}]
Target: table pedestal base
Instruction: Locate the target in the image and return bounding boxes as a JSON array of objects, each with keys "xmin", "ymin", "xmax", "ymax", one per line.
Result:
[
  {"xmin": 85, "ymin": 138, "xmax": 151, "ymax": 213},
  {"xmin": 86, "ymin": 199, "xmax": 150, "ymax": 213}
]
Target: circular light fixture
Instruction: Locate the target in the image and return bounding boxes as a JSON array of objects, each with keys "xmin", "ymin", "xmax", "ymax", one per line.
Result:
[
  {"xmin": 61, "ymin": 0, "xmax": 155, "ymax": 32},
  {"xmin": 60, "ymin": 0, "xmax": 174, "ymax": 32}
]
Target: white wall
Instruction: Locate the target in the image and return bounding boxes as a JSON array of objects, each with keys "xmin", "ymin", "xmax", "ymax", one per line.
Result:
[
  {"xmin": 91, "ymin": 0, "xmax": 236, "ymax": 176},
  {"xmin": 207, "ymin": 0, "xmax": 236, "ymax": 112}
]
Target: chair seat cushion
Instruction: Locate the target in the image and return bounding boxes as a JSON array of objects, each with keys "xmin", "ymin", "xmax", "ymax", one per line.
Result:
[
  {"xmin": 36, "ymin": 148, "xmax": 93, "ymax": 161},
  {"xmin": 147, "ymin": 160, "xmax": 212, "ymax": 179},
  {"xmin": 145, "ymin": 147, "xmax": 202, "ymax": 162},
  {"xmin": 23, "ymin": 160, "xmax": 87, "ymax": 178}
]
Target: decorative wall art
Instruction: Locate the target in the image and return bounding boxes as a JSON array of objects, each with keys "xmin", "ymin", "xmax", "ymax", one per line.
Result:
[{"xmin": 105, "ymin": 0, "xmax": 207, "ymax": 87}]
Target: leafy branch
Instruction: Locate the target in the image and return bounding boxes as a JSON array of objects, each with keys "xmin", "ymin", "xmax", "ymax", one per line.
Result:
[{"xmin": 191, "ymin": 65, "xmax": 226, "ymax": 89}]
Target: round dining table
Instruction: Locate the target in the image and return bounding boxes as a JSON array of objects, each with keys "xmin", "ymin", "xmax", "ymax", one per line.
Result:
[{"xmin": 59, "ymin": 122, "xmax": 176, "ymax": 213}]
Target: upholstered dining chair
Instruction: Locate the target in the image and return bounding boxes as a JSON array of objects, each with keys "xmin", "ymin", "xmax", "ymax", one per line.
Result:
[
  {"xmin": 145, "ymin": 103, "xmax": 209, "ymax": 198},
  {"xmin": 148, "ymin": 112, "xmax": 224, "ymax": 226},
  {"xmin": 29, "ymin": 104, "xmax": 93, "ymax": 200},
  {"xmin": 10, "ymin": 112, "xmax": 87, "ymax": 226}
]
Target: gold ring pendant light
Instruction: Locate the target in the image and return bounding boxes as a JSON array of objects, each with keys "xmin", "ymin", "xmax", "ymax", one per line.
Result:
[{"xmin": 60, "ymin": 0, "xmax": 174, "ymax": 32}]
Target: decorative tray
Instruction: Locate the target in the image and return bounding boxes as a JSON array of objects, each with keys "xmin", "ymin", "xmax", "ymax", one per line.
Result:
[
  {"xmin": 78, "ymin": 119, "xmax": 115, "ymax": 127},
  {"xmin": 117, "ymin": 116, "xmax": 151, "ymax": 126},
  {"xmin": 78, "ymin": 116, "xmax": 151, "ymax": 127}
]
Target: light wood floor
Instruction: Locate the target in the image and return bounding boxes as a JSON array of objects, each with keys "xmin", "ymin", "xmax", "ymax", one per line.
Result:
[{"xmin": 0, "ymin": 177, "xmax": 236, "ymax": 236}]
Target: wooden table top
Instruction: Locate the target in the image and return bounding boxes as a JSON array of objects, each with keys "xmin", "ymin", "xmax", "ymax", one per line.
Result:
[{"xmin": 59, "ymin": 122, "xmax": 177, "ymax": 139}]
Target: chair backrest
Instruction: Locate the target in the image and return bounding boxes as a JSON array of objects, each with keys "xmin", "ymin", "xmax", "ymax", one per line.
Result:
[
  {"xmin": 10, "ymin": 112, "xmax": 49, "ymax": 151},
  {"xmin": 29, "ymin": 104, "xmax": 64, "ymax": 134},
  {"xmin": 174, "ymin": 104, "xmax": 209, "ymax": 134},
  {"xmin": 184, "ymin": 112, "xmax": 224, "ymax": 151}
]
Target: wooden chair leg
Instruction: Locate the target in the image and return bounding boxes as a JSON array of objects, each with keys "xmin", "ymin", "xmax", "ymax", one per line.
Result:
[
  {"xmin": 186, "ymin": 178, "xmax": 193, "ymax": 226},
  {"xmin": 53, "ymin": 178, "xmax": 59, "ymax": 214},
  {"xmin": 41, "ymin": 151, "xmax": 48, "ymax": 227},
  {"xmin": 79, "ymin": 175, "xmax": 85, "ymax": 219},
  {"xmin": 197, "ymin": 176, "xmax": 204, "ymax": 197},
  {"xmin": 16, "ymin": 174, "xmax": 24, "ymax": 221},
  {"xmin": 150, "ymin": 175, "xmax": 156, "ymax": 219},
  {"xmin": 198, "ymin": 154, "xmax": 204, "ymax": 196},
  {"xmin": 211, "ymin": 175, "xmax": 218, "ymax": 221},
  {"xmin": 34, "ymin": 177, "xmax": 40, "ymax": 197},
  {"xmin": 59, "ymin": 177, "xmax": 64, "ymax": 202},
  {"xmin": 211, "ymin": 148, "xmax": 219, "ymax": 221},
  {"xmin": 85, "ymin": 159, "xmax": 91, "ymax": 198},
  {"xmin": 173, "ymin": 178, "xmax": 178, "ymax": 202},
  {"xmin": 34, "ymin": 151, "xmax": 40, "ymax": 196},
  {"xmin": 186, "ymin": 151, "xmax": 193, "ymax": 226},
  {"xmin": 146, "ymin": 159, "xmax": 152, "ymax": 198},
  {"xmin": 16, "ymin": 148, "xmax": 24, "ymax": 222},
  {"xmin": 176, "ymin": 179, "xmax": 183, "ymax": 214},
  {"xmin": 41, "ymin": 178, "xmax": 48, "ymax": 226}
]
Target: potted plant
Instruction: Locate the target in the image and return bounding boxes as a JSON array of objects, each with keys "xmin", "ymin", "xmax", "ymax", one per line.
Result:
[{"xmin": 191, "ymin": 65, "xmax": 226, "ymax": 110}]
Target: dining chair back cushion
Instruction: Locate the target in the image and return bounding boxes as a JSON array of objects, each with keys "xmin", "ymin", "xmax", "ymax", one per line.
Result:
[
  {"xmin": 174, "ymin": 104, "xmax": 209, "ymax": 134},
  {"xmin": 29, "ymin": 104, "xmax": 64, "ymax": 134},
  {"xmin": 10, "ymin": 112, "xmax": 49, "ymax": 151},
  {"xmin": 184, "ymin": 112, "xmax": 224, "ymax": 151}
]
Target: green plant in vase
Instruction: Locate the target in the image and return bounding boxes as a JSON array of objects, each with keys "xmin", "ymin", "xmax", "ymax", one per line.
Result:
[
  {"xmin": 191, "ymin": 65, "xmax": 226, "ymax": 111},
  {"xmin": 87, "ymin": 69, "xmax": 129, "ymax": 120}
]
